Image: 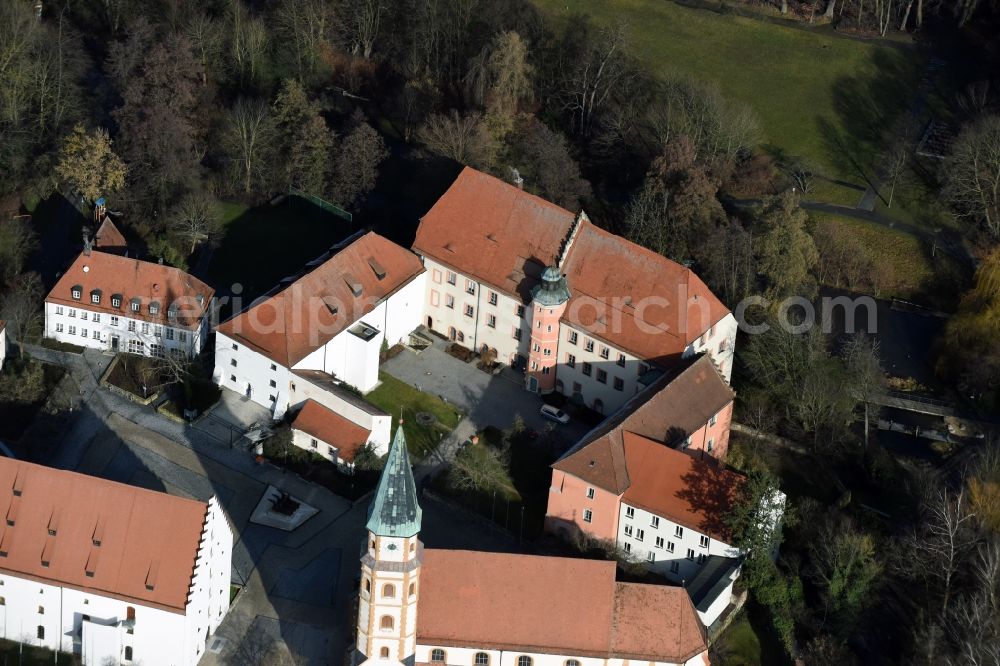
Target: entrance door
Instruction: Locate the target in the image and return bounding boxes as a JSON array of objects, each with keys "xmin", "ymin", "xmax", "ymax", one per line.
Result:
[
  {"xmin": 426, "ymin": 316, "xmax": 433, "ymax": 330},
  {"xmin": 110, "ymin": 336, "xmax": 119, "ymax": 351},
  {"xmin": 528, "ymin": 377, "xmax": 538, "ymax": 392}
]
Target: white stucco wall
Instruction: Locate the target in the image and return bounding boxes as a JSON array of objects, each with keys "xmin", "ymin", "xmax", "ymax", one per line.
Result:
[
  {"xmin": 615, "ymin": 502, "xmax": 739, "ymax": 584},
  {"xmin": 289, "ymin": 381, "xmax": 391, "ymax": 452},
  {"xmin": 214, "ymin": 332, "xmax": 292, "ymax": 416},
  {"xmin": 0, "ymin": 497, "xmax": 231, "ymax": 666},
  {"xmin": 683, "ymin": 312, "xmax": 737, "ymax": 384},
  {"xmin": 45, "ymin": 301, "xmax": 204, "ymax": 358}
]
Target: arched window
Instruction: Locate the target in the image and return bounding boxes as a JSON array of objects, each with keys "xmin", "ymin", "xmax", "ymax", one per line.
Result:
[
  {"xmin": 380, "ymin": 647, "xmax": 390, "ymax": 658},
  {"xmin": 593, "ymin": 398, "xmax": 604, "ymax": 415},
  {"xmin": 125, "ymin": 646, "xmax": 133, "ymax": 661},
  {"xmin": 408, "ymin": 582, "xmax": 415, "ymax": 597},
  {"xmin": 431, "ymin": 649, "xmax": 446, "ymax": 663},
  {"xmin": 364, "ymin": 578, "xmax": 370, "ymax": 594},
  {"xmin": 382, "ymin": 583, "xmax": 395, "ymax": 598},
  {"xmin": 475, "ymin": 653, "xmax": 490, "ymax": 666},
  {"xmin": 457, "ymin": 331, "xmax": 465, "ymax": 343},
  {"xmin": 380, "ymin": 615, "xmax": 394, "ymax": 631},
  {"xmin": 517, "ymin": 657, "xmax": 532, "ymax": 666}
]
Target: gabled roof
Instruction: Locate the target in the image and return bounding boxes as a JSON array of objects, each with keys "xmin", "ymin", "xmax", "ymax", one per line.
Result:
[
  {"xmin": 621, "ymin": 431, "xmax": 743, "ymax": 542},
  {"xmin": 0, "ymin": 457, "xmax": 209, "ymax": 612},
  {"xmin": 290, "ymin": 399, "xmax": 371, "ymax": 462},
  {"xmin": 413, "ymin": 167, "xmax": 729, "ymax": 362},
  {"xmin": 553, "ymin": 354, "xmax": 735, "ymax": 494},
  {"xmin": 94, "ymin": 217, "xmax": 127, "ymax": 254},
  {"xmin": 366, "ymin": 426, "xmax": 421, "ymax": 538},
  {"xmin": 417, "ymin": 549, "xmax": 707, "ymax": 661},
  {"xmin": 47, "ymin": 252, "xmax": 213, "ymax": 330},
  {"xmin": 216, "ymin": 232, "xmax": 424, "ymax": 368}
]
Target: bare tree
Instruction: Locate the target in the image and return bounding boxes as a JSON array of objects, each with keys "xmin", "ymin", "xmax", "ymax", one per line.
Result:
[
  {"xmin": 466, "ymin": 31, "xmax": 533, "ymax": 139},
  {"xmin": 349, "ymin": 0, "xmax": 383, "ymax": 59},
  {"xmin": 843, "ymin": 334, "xmax": 884, "ymax": 448},
  {"xmin": 170, "ymin": 190, "xmax": 222, "ymax": 254},
  {"xmin": 558, "ymin": 20, "xmax": 630, "ymax": 136},
  {"xmin": 904, "ymin": 487, "xmax": 978, "ymax": 618},
  {"xmin": 0, "ymin": 215, "xmax": 37, "ymax": 285},
  {"xmin": 275, "ymin": 0, "xmax": 336, "ymax": 82},
  {"xmin": 229, "ymin": 1, "xmax": 269, "ymax": 85},
  {"xmin": 417, "ymin": 110, "xmax": 495, "ymax": 169},
  {"xmin": 186, "ymin": 12, "xmax": 224, "ymax": 87},
  {"xmin": 223, "ymin": 97, "xmax": 274, "ymax": 194},
  {"xmin": 945, "ymin": 114, "xmax": 1000, "ymax": 239},
  {"xmin": 0, "ymin": 272, "xmax": 44, "ymax": 355}
]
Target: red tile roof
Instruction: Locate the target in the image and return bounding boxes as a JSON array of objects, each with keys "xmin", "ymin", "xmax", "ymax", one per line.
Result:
[
  {"xmin": 621, "ymin": 432, "xmax": 743, "ymax": 542},
  {"xmin": 414, "ymin": 168, "xmax": 575, "ymax": 300},
  {"xmin": 216, "ymin": 232, "xmax": 424, "ymax": 367},
  {"xmin": 94, "ymin": 217, "xmax": 127, "ymax": 253},
  {"xmin": 47, "ymin": 252, "xmax": 213, "ymax": 330},
  {"xmin": 290, "ymin": 399, "xmax": 371, "ymax": 462},
  {"xmin": 0, "ymin": 458, "xmax": 209, "ymax": 612},
  {"xmin": 553, "ymin": 354, "xmax": 735, "ymax": 494},
  {"xmin": 413, "ymin": 167, "xmax": 729, "ymax": 361},
  {"xmin": 417, "ymin": 549, "xmax": 706, "ymax": 660}
]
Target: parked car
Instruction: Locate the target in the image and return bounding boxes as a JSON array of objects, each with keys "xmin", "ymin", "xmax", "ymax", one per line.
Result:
[{"xmin": 540, "ymin": 404, "xmax": 570, "ymax": 424}]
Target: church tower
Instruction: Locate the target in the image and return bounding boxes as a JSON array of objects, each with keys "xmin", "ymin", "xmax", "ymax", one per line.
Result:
[
  {"xmin": 526, "ymin": 266, "xmax": 571, "ymax": 393},
  {"xmin": 356, "ymin": 425, "xmax": 422, "ymax": 665}
]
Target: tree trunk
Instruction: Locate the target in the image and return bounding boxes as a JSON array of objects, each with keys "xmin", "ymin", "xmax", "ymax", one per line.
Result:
[
  {"xmin": 900, "ymin": 0, "xmax": 914, "ymax": 29},
  {"xmin": 780, "ymin": 0, "xmax": 788, "ymax": 14},
  {"xmin": 824, "ymin": 0, "xmax": 837, "ymax": 19},
  {"xmin": 916, "ymin": 0, "xmax": 923, "ymax": 27}
]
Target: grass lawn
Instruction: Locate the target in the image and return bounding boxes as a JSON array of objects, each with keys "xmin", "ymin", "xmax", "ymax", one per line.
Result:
[
  {"xmin": 808, "ymin": 212, "xmax": 943, "ymax": 301},
  {"xmin": 365, "ymin": 373, "xmax": 462, "ymax": 461},
  {"xmin": 533, "ymin": 0, "xmax": 920, "ymax": 191},
  {"xmin": 208, "ymin": 195, "xmax": 354, "ymax": 298},
  {"xmin": 716, "ymin": 613, "xmax": 762, "ymax": 666}
]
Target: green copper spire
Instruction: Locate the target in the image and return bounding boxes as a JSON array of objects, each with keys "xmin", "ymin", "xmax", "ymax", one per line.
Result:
[{"xmin": 366, "ymin": 425, "xmax": 422, "ymax": 538}]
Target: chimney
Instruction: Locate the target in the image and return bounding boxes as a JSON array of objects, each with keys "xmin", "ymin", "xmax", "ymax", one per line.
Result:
[
  {"xmin": 510, "ymin": 167, "xmax": 524, "ymax": 190},
  {"xmin": 82, "ymin": 229, "xmax": 93, "ymax": 256}
]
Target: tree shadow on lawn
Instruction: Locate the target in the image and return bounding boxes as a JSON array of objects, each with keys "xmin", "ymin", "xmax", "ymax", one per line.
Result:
[
  {"xmin": 818, "ymin": 47, "xmax": 924, "ymax": 192},
  {"xmin": 206, "ymin": 196, "xmax": 355, "ymax": 304}
]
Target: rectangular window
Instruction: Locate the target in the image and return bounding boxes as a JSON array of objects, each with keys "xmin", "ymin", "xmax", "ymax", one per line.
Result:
[
  {"xmin": 92, "ymin": 331, "xmax": 100, "ymax": 340},
  {"xmin": 68, "ymin": 326, "xmax": 76, "ymax": 336},
  {"xmin": 625, "ymin": 506, "xmax": 635, "ymax": 519},
  {"xmin": 230, "ymin": 359, "xmax": 237, "ymax": 367},
  {"xmin": 111, "ymin": 316, "xmax": 119, "ymax": 327},
  {"xmin": 488, "ymin": 291, "xmax": 498, "ymax": 305},
  {"xmin": 92, "ymin": 314, "xmax": 100, "ymax": 324},
  {"xmin": 446, "ymin": 271, "xmax": 457, "ymax": 285},
  {"xmin": 566, "ymin": 353, "xmax": 576, "ymax": 368},
  {"xmin": 328, "ymin": 446, "xmax": 336, "ymax": 457},
  {"xmin": 568, "ymin": 331, "xmax": 578, "ymax": 345},
  {"xmin": 141, "ymin": 323, "xmax": 149, "ymax": 335},
  {"xmin": 464, "ymin": 304, "xmax": 474, "ymax": 318},
  {"xmin": 445, "ymin": 294, "xmax": 454, "ymax": 309},
  {"xmin": 698, "ymin": 553, "xmax": 707, "ymax": 564},
  {"xmin": 430, "ymin": 290, "xmax": 440, "ymax": 307},
  {"xmin": 131, "ymin": 302, "xmax": 139, "ymax": 313},
  {"xmin": 55, "ymin": 324, "xmax": 64, "ymax": 333},
  {"xmin": 229, "ymin": 375, "xmax": 236, "ymax": 383},
  {"xmin": 596, "ymin": 369, "xmax": 607, "ymax": 384},
  {"xmin": 583, "ymin": 509, "xmax": 593, "ymax": 523},
  {"xmin": 638, "ymin": 362, "xmax": 649, "ymax": 376},
  {"xmin": 154, "ymin": 326, "xmax": 162, "ymax": 338},
  {"xmin": 616, "ymin": 353, "xmax": 626, "ymax": 367},
  {"xmin": 165, "ymin": 328, "xmax": 174, "ymax": 340},
  {"xmin": 700, "ymin": 535, "xmax": 710, "ymax": 548},
  {"xmin": 269, "ymin": 380, "xmax": 277, "ymax": 388},
  {"xmin": 687, "ymin": 548, "xmax": 695, "ymax": 561},
  {"xmin": 487, "ymin": 314, "xmax": 496, "ymax": 328},
  {"xmin": 81, "ymin": 312, "xmax": 88, "ymax": 321},
  {"xmin": 111, "ymin": 297, "xmax": 121, "ymax": 308},
  {"xmin": 613, "ymin": 377, "xmax": 624, "ymax": 391},
  {"xmin": 600, "ymin": 346, "xmax": 610, "ymax": 360},
  {"xmin": 516, "ymin": 305, "xmax": 525, "ymax": 317},
  {"xmin": 655, "ymin": 536, "xmax": 664, "ymax": 548},
  {"xmin": 311, "ymin": 438, "xmax": 318, "ymax": 449},
  {"xmin": 710, "ymin": 413, "xmax": 718, "ymax": 426},
  {"xmin": 670, "ymin": 561, "xmax": 680, "ymax": 574},
  {"xmin": 432, "ymin": 269, "xmax": 442, "ymax": 283},
  {"xmin": 465, "ymin": 280, "xmax": 475, "ymax": 295},
  {"xmin": 651, "ymin": 516, "xmax": 660, "ymax": 528},
  {"xmin": 572, "ymin": 382, "xmax": 582, "ymax": 394},
  {"xmin": 179, "ymin": 331, "xmax": 187, "ymax": 343},
  {"xmin": 666, "ymin": 541, "xmax": 675, "ymax": 553},
  {"xmin": 624, "ymin": 542, "xmax": 631, "ymax": 553},
  {"xmin": 513, "ymin": 327, "xmax": 522, "ymax": 341},
  {"xmin": 585, "ymin": 339, "xmax": 594, "ymax": 352},
  {"xmin": 624, "ymin": 525, "xmax": 633, "ymax": 537},
  {"xmin": 636, "ymin": 528, "xmax": 645, "ymax": 542},
  {"xmin": 80, "ymin": 328, "xmax": 87, "ymax": 338},
  {"xmin": 586, "ymin": 487, "xmax": 595, "ymax": 499},
  {"xmin": 582, "ymin": 362, "xmax": 592, "ymax": 377},
  {"xmin": 647, "ymin": 551, "xmax": 655, "ymax": 562},
  {"xmin": 68, "ymin": 309, "xmax": 76, "ymax": 318},
  {"xmin": 719, "ymin": 339, "xmax": 728, "ymax": 353},
  {"xmin": 270, "ymin": 364, "xmax": 277, "ymax": 371},
  {"xmin": 127, "ymin": 321, "xmax": 135, "ymax": 332},
  {"xmin": 707, "ymin": 438, "xmax": 715, "ymax": 452},
  {"xmin": 87, "ymin": 293, "xmax": 98, "ymax": 303},
  {"xmin": 55, "ymin": 306, "xmax": 63, "ymax": 315},
  {"xmin": 675, "ymin": 526, "xmax": 684, "ymax": 538}
]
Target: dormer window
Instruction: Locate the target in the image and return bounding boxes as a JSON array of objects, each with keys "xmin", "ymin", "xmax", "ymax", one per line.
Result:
[
  {"xmin": 111, "ymin": 294, "xmax": 122, "ymax": 308},
  {"xmin": 149, "ymin": 302, "xmax": 160, "ymax": 316},
  {"xmin": 71, "ymin": 286, "xmax": 82, "ymax": 300},
  {"xmin": 130, "ymin": 298, "xmax": 141, "ymax": 313},
  {"xmin": 90, "ymin": 289, "xmax": 102, "ymax": 304}
]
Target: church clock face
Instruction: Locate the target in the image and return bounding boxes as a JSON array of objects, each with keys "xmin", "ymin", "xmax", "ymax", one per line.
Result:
[{"xmin": 387, "ymin": 543, "xmax": 397, "ymax": 551}]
